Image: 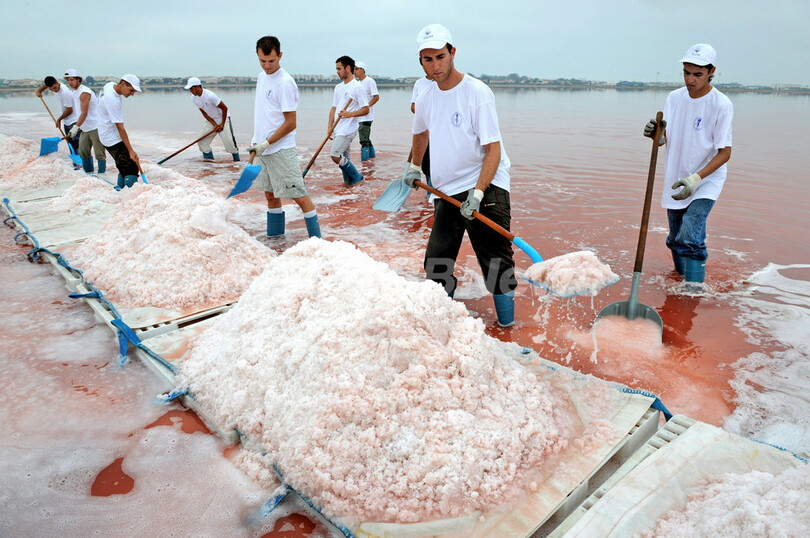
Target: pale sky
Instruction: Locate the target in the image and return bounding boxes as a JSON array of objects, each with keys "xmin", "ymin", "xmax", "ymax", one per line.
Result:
[{"xmin": 1, "ymin": 0, "xmax": 808, "ymax": 86}]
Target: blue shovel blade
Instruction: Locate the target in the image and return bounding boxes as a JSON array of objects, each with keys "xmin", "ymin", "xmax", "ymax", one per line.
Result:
[
  {"xmin": 227, "ymin": 164, "xmax": 262, "ymax": 199},
  {"xmin": 40, "ymin": 137, "xmax": 60, "ymax": 156},
  {"xmin": 372, "ymin": 177, "xmax": 413, "ymax": 211}
]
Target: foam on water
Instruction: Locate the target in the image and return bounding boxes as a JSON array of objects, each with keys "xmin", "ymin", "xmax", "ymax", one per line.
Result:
[{"xmin": 725, "ymin": 263, "xmax": 810, "ymax": 456}]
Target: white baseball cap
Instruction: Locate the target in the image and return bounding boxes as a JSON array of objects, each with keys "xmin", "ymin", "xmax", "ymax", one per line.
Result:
[
  {"xmin": 64, "ymin": 68, "xmax": 80, "ymax": 78},
  {"xmin": 680, "ymin": 44, "xmax": 717, "ymax": 67},
  {"xmin": 417, "ymin": 24, "xmax": 453, "ymax": 53},
  {"xmin": 355, "ymin": 61, "xmax": 366, "ymax": 70},
  {"xmin": 121, "ymin": 74, "xmax": 142, "ymax": 92},
  {"xmin": 184, "ymin": 76, "xmax": 202, "ymax": 89}
]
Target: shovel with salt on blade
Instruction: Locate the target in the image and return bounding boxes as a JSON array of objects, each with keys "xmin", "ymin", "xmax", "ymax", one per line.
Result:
[
  {"xmin": 596, "ymin": 111, "xmax": 664, "ymax": 336},
  {"xmin": 38, "ymin": 96, "xmax": 82, "ymax": 167},
  {"xmin": 413, "ymin": 179, "xmax": 617, "ymax": 297}
]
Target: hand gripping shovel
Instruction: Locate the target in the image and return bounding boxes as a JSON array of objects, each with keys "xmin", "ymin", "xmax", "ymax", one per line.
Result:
[
  {"xmin": 38, "ymin": 96, "xmax": 82, "ymax": 167},
  {"xmin": 301, "ymin": 99, "xmax": 352, "ymax": 178},
  {"xmin": 596, "ymin": 111, "xmax": 665, "ymax": 335},
  {"xmin": 157, "ymin": 130, "xmax": 216, "ymax": 165}
]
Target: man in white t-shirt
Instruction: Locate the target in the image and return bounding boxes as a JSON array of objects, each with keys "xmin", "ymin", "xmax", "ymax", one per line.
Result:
[
  {"xmin": 404, "ymin": 24, "xmax": 517, "ymax": 327},
  {"xmin": 184, "ymin": 77, "xmax": 240, "ymax": 162},
  {"xmin": 246, "ymin": 35, "xmax": 321, "ymax": 239},
  {"xmin": 35, "ymin": 75, "xmax": 79, "ymax": 154},
  {"xmin": 97, "ymin": 74, "xmax": 143, "ymax": 189},
  {"xmin": 354, "ymin": 61, "xmax": 379, "ymax": 161},
  {"xmin": 64, "ymin": 69, "xmax": 107, "ymax": 174},
  {"xmin": 328, "ymin": 55, "xmax": 369, "ymax": 186},
  {"xmin": 644, "ymin": 44, "xmax": 733, "ymax": 288}
]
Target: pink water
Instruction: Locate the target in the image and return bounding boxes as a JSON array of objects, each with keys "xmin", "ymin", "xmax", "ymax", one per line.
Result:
[{"xmin": 2, "ymin": 87, "xmax": 809, "ymax": 534}]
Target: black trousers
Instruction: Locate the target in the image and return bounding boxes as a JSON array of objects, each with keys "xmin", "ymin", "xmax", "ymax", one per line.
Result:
[
  {"xmin": 424, "ymin": 185, "xmax": 517, "ymax": 295},
  {"xmin": 104, "ymin": 141, "xmax": 139, "ymax": 176}
]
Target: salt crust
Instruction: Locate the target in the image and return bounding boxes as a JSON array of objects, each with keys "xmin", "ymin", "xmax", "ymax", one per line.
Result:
[
  {"xmin": 70, "ymin": 183, "xmax": 275, "ymax": 309},
  {"xmin": 0, "ymin": 136, "xmax": 76, "ymax": 188},
  {"xmin": 642, "ymin": 463, "xmax": 810, "ymax": 537},
  {"xmin": 524, "ymin": 250, "xmax": 618, "ymax": 297},
  {"xmin": 177, "ymin": 239, "xmax": 611, "ymax": 524},
  {"xmin": 48, "ymin": 175, "xmax": 121, "ymax": 213}
]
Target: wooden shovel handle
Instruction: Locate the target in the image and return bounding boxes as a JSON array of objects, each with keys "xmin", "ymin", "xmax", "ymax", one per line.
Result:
[
  {"xmin": 303, "ymin": 99, "xmax": 352, "ymax": 173},
  {"xmin": 158, "ymin": 130, "xmax": 216, "ymax": 164},
  {"xmin": 39, "ymin": 95, "xmax": 68, "ymax": 138},
  {"xmin": 634, "ymin": 111, "xmax": 664, "ymax": 274},
  {"xmin": 413, "ymin": 180, "xmax": 516, "ymax": 242}
]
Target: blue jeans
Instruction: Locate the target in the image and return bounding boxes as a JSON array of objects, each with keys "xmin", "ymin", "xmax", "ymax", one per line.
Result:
[{"xmin": 666, "ymin": 198, "xmax": 715, "ymax": 260}]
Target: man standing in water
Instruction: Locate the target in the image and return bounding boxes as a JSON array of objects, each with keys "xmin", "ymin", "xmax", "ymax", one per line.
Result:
[
  {"xmin": 97, "ymin": 75, "xmax": 142, "ymax": 189},
  {"xmin": 405, "ymin": 23, "xmax": 517, "ymax": 327},
  {"xmin": 644, "ymin": 44, "xmax": 733, "ymax": 289},
  {"xmin": 247, "ymin": 35, "xmax": 321, "ymax": 239},
  {"xmin": 183, "ymin": 77, "xmax": 240, "ymax": 162},
  {"xmin": 354, "ymin": 61, "xmax": 379, "ymax": 161},
  {"xmin": 328, "ymin": 55, "xmax": 369, "ymax": 186},
  {"xmin": 64, "ymin": 69, "xmax": 108, "ymax": 174},
  {"xmin": 35, "ymin": 75, "xmax": 79, "ymax": 154}
]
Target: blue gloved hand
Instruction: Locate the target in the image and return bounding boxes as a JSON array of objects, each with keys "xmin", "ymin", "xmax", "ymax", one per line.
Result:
[
  {"xmin": 247, "ymin": 139, "xmax": 270, "ymax": 157},
  {"xmin": 404, "ymin": 163, "xmax": 421, "ymax": 189},
  {"xmin": 671, "ymin": 173, "xmax": 701, "ymax": 200},
  {"xmin": 460, "ymin": 189, "xmax": 484, "ymax": 220}
]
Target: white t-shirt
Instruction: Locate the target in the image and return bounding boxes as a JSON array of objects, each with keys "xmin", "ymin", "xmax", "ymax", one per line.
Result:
[
  {"xmin": 357, "ymin": 76, "xmax": 378, "ymax": 122},
  {"xmin": 97, "ymin": 81, "xmax": 124, "ymax": 147},
  {"xmin": 662, "ymin": 86, "xmax": 734, "ymax": 209},
  {"xmin": 56, "ymin": 84, "xmax": 78, "ymax": 124},
  {"xmin": 331, "ymin": 78, "xmax": 369, "ymax": 136},
  {"xmin": 191, "ymin": 88, "xmax": 228, "ymax": 123},
  {"xmin": 412, "ymin": 74, "xmax": 511, "ymax": 197},
  {"xmin": 74, "ymin": 84, "xmax": 101, "ymax": 132},
  {"xmin": 411, "ymin": 77, "xmax": 434, "ymax": 106},
  {"xmin": 252, "ymin": 68, "xmax": 298, "ymax": 155}
]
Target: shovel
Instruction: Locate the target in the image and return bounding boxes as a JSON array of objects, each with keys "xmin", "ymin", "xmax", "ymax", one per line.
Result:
[
  {"xmin": 226, "ymin": 153, "xmax": 262, "ymax": 198},
  {"xmin": 157, "ymin": 129, "xmax": 216, "ymax": 165},
  {"xmin": 372, "ymin": 163, "xmax": 412, "ymax": 211},
  {"xmin": 596, "ymin": 111, "xmax": 664, "ymax": 334},
  {"xmin": 137, "ymin": 162, "xmax": 148, "ymax": 185},
  {"xmin": 301, "ymin": 99, "xmax": 352, "ymax": 178},
  {"xmin": 38, "ymin": 96, "xmax": 83, "ymax": 167}
]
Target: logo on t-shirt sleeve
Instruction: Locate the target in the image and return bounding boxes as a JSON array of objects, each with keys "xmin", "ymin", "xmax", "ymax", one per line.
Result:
[
  {"xmin": 693, "ymin": 117, "xmax": 704, "ymax": 130},
  {"xmin": 451, "ymin": 112, "xmax": 463, "ymax": 127}
]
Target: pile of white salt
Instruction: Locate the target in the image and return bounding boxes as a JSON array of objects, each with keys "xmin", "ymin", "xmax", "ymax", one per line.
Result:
[
  {"xmin": 0, "ymin": 135, "xmax": 39, "ymax": 175},
  {"xmin": 48, "ymin": 175, "xmax": 121, "ymax": 213},
  {"xmin": 643, "ymin": 463, "xmax": 810, "ymax": 537},
  {"xmin": 524, "ymin": 250, "xmax": 617, "ymax": 297},
  {"xmin": 0, "ymin": 137, "xmax": 77, "ymax": 189},
  {"xmin": 70, "ymin": 183, "xmax": 275, "ymax": 310},
  {"xmin": 177, "ymin": 239, "xmax": 609, "ymax": 524}
]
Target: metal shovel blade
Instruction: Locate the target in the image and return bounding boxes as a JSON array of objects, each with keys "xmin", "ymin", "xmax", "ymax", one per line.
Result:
[{"xmin": 596, "ymin": 272, "xmax": 663, "ymax": 336}]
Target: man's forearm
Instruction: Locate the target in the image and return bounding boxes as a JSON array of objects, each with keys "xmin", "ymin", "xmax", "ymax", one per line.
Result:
[
  {"xmin": 696, "ymin": 147, "xmax": 732, "ymax": 179},
  {"xmin": 475, "ymin": 141, "xmax": 501, "ymax": 191},
  {"xmin": 411, "ymin": 132, "xmax": 429, "ymax": 166}
]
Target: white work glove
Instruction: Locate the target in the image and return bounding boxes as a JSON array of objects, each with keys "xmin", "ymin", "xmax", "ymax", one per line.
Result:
[
  {"xmin": 403, "ymin": 162, "xmax": 421, "ymax": 189},
  {"xmin": 460, "ymin": 189, "xmax": 484, "ymax": 220},
  {"xmin": 69, "ymin": 125, "xmax": 80, "ymax": 137},
  {"xmin": 671, "ymin": 173, "xmax": 701, "ymax": 201},
  {"xmin": 247, "ymin": 139, "xmax": 270, "ymax": 156},
  {"xmin": 643, "ymin": 118, "xmax": 666, "ymax": 144}
]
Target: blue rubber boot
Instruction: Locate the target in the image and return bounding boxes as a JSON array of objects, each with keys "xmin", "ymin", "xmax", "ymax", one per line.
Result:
[
  {"xmin": 232, "ymin": 153, "xmax": 240, "ymax": 162},
  {"xmin": 82, "ymin": 156, "xmax": 94, "ymax": 174},
  {"xmin": 684, "ymin": 257, "xmax": 706, "ymax": 283},
  {"xmin": 493, "ymin": 291, "xmax": 515, "ymax": 327},
  {"xmin": 124, "ymin": 175, "xmax": 139, "ymax": 188},
  {"xmin": 202, "ymin": 151, "xmax": 214, "ymax": 161},
  {"xmin": 97, "ymin": 160, "xmax": 106, "ymax": 174},
  {"xmin": 115, "ymin": 173, "xmax": 125, "ymax": 190},
  {"xmin": 304, "ymin": 214, "xmax": 321, "ymax": 238},
  {"xmin": 672, "ymin": 250, "xmax": 685, "ymax": 275},
  {"xmin": 361, "ymin": 146, "xmax": 370, "ymax": 162},
  {"xmin": 267, "ymin": 210, "xmax": 285, "ymax": 237},
  {"xmin": 369, "ymin": 145, "xmax": 376, "ymax": 159},
  {"xmin": 339, "ymin": 160, "xmax": 364, "ymax": 186}
]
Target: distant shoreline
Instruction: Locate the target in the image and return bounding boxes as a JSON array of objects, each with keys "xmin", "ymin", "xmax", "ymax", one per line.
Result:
[{"xmin": 2, "ymin": 81, "xmax": 808, "ymax": 96}]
